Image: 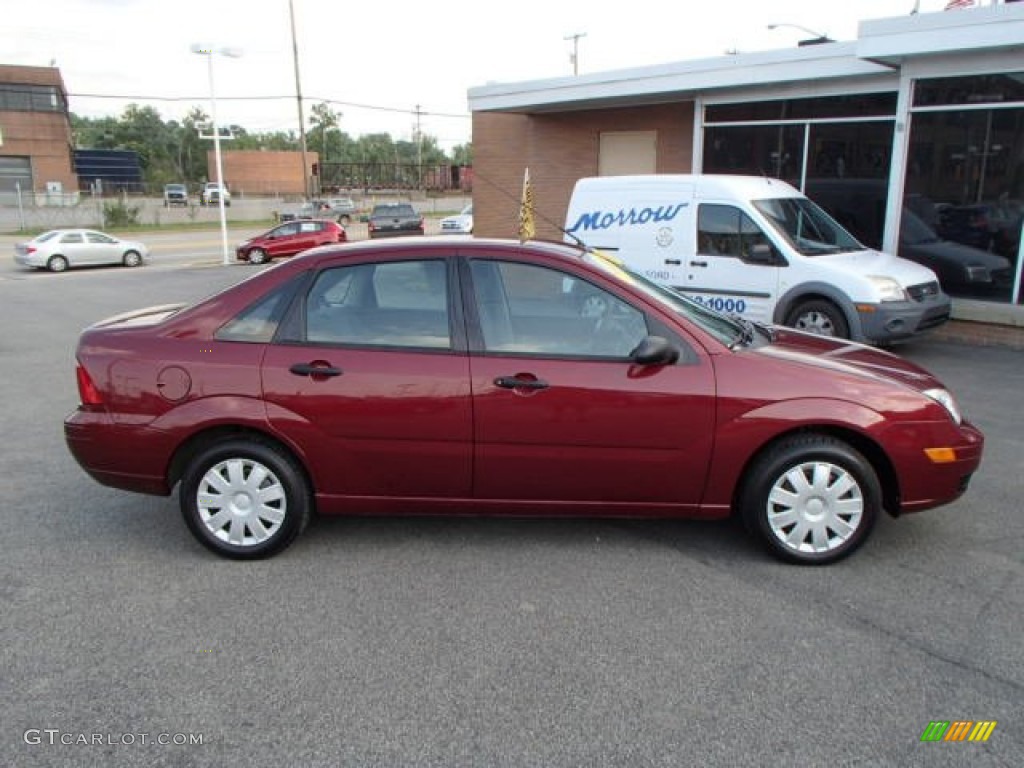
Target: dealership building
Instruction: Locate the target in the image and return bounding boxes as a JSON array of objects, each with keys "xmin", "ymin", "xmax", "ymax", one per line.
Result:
[{"xmin": 469, "ymin": 2, "xmax": 1024, "ymax": 317}]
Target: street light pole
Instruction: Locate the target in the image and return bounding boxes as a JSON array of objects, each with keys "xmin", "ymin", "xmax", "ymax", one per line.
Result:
[
  {"xmin": 190, "ymin": 44, "xmax": 241, "ymax": 266},
  {"xmin": 767, "ymin": 23, "xmax": 833, "ymax": 45}
]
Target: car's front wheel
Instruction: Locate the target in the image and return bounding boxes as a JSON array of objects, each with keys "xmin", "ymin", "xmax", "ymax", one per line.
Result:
[
  {"xmin": 180, "ymin": 439, "xmax": 311, "ymax": 559},
  {"xmin": 123, "ymin": 250, "xmax": 142, "ymax": 268},
  {"xmin": 247, "ymin": 248, "xmax": 268, "ymax": 265},
  {"xmin": 740, "ymin": 434, "xmax": 879, "ymax": 564}
]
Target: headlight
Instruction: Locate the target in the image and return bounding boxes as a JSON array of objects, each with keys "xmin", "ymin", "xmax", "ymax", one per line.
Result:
[
  {"xmin": 923, "ymin": 388, "xmax": 962, "ymax": 425},
  {"xmin": 867, "ymin": 275, "xmax": 909, "ymax": 302},
  {"xmin": 964, "ymin": 264, "xmax": 991, "ymax": 283}
]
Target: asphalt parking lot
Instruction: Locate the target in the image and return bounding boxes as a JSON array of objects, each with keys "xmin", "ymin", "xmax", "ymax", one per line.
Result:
[{"xmin": 2, "ymin": 261, "xmax": 1022, "ymax": 767}]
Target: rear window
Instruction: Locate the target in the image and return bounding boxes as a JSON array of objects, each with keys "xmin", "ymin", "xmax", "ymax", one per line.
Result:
[{"xmin": 373, "ymin": 204, "xmax": 415, "ymax": 216}]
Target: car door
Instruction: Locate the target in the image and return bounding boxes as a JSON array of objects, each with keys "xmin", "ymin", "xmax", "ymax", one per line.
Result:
[
  {"xmin": 261, "ymin": 256, "xmax": 472, "ymax": 500},
  {"xmin": 57, "ymin": 231, "xmax": 88, "ymax": 266},
  {"xmin": 266, "ymin": 223, "xmax": 300, "ymax": 257},
  {"xmin": 463, "ymin": 257, "xmax": 717, "ymax": 508},
  {"xmin": 85, "ymin": 231, "xmax": 120, "ymax": 265},
  {"xmin": 684, "ymin": 203, "xmax": 781, "ymax": 325},
  {"xmin": 295, "ymin": 220, "xmax": 325, "ymax": 252}
]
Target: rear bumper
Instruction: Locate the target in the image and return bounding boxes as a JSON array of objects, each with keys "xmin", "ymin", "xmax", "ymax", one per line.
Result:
[{"xmin": 64, "ymin": 410, "xmax": 175, "ymax": 496}]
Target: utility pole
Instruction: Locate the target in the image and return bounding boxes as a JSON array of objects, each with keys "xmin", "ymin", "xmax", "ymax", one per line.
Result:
[
  {"xmin": 289, "ymin": 0, "xmax": 311, "ymax": 200},
  {"xmin": 564, "ymin": 32, "xmax": 586, "ymax": 76},
  {"xmin": 414, "ymin": 104, "xmax": 423, "ymax": 190}
]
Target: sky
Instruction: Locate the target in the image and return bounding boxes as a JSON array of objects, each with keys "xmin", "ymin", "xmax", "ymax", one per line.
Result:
[{"xmin": 6, "ymin": 0, "xmax": 973, "ymax": 151}]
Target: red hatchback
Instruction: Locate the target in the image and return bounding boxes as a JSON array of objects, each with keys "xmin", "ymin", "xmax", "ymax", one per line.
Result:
[
  {"xmin": 236, "ymin": 219, "xmax": 346, "ymax": 264},
  {"xmin": 65, "ymin": 238, "xmax": 983, "ymax": 563}
]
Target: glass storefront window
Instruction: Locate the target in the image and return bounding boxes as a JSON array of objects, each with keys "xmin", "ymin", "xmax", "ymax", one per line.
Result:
[
  {"xmin": 907, "ymin": 107, "xmax": 1024, "ymax": 304},
  {"xmin": 703, "ymin": 125, "xmax": 804, "ymax": 187},
  {"xmin": 706, "ymin": 93, "xmax": 895, "ymax": 122}
]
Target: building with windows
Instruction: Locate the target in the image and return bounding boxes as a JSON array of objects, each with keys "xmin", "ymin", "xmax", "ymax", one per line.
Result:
[
  {"xmin": 0, "ymin": 65, "xmax": 76, "ymax": 204},
  {"xmin": 468, "ymin": 2, "xmax": 1024, "ymax": 312}
]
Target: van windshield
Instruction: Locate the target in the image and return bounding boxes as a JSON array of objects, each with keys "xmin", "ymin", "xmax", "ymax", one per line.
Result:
[{"xmin": 753, "ymin": 197, "xmax": 864, "ymax": 256}]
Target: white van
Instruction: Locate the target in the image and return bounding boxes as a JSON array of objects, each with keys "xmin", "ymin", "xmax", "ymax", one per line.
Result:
[{"xmin": 564, "ymin": 175, "xmax": 951, "ymax": 343}]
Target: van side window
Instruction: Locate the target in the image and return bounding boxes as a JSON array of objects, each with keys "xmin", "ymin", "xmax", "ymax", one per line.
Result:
[{"xmin": 698, "ymin": 204, "xmax": 772, "ymax": 260}]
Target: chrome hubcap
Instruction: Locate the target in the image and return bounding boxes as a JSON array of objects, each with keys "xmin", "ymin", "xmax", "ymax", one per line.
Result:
[
  {"xmin": 197, "ymin": 458, "xmax": 286, "ymax": 547},
  {"xmin": 766, "ymin": 461, "xmax": 863, "ymax": 554},
  {"xmin": 795, "ymin": 311, "xmax": 835, "ymax": 336}
]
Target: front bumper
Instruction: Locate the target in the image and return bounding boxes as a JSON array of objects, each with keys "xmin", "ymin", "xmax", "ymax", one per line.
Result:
[{"xmin": 857, "ymin": 294, "xmax": 951, "ymax": 342}]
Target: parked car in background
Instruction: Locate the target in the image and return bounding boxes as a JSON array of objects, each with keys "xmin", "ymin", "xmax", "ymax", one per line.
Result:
[
  {"xmin": 367, "ymin": 203, "xmax": 424, "ymax": 238},
  {"xmin": 163, "ymin": 183, "xmax": 188, "ymax": 207},
  {"xmin": 936, "ymin": 201, "xmax": 1022, "ymax": 261},
  {"xmin": 324, "ymin": 197, "xmax": 357, "ymax": 225},
  {"xmin": 898, "ymin": 208, "xmax": 1013, "ymax": 298},
  {"xmin": 14, "ymin": 229, "xmax": 147, "ymax": 272},
  {"xmin": 279, "ymin": 197, "xmax": 358, "ymax": 226},
  {"xmin": 236, "ymin": 219, "xmax": 346, "ymax": 264},
  {"xmin": 64, "ymin": 237, "xmax": 983, "ymax": 563},
  {"xmin": 200, "ymin": 182, "xmax": 231, "ymax": 206},
  {"xmin": 440, "ymin": 203, "xmax": 473, "ymax": 234},
  {"xmin": 804, "ymin": 179, "xmax": 1016, "ymax": 298}
]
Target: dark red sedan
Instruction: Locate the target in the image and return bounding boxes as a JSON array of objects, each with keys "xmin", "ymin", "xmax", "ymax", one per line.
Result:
[
  {"xmin": 64, "ymin": 238, "xmax": 983, "ymax": 563},
  {"xmin": 236, "ymin": 219, "xmax": 346, "ymax": 264}
]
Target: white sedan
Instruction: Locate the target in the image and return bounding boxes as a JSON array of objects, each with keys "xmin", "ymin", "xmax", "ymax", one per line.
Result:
[
  {"xmin": 14, "ymin": 229, "xmax": 148, "ymax": 272},
  {"xmin": 439, "ymin": 203, "xmax": 473, "ymax": 234}
]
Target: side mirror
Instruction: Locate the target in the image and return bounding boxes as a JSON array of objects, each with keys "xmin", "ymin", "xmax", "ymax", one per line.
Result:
[
  {"xmin": 630, "ymin": 335, "xmax": 680, "ymax": 366},
  {"xmin": 745, "ymin": 243, "xmax": 775, "ymax": 264}
]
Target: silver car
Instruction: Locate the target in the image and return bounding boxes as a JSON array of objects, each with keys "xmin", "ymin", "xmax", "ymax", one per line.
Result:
[{"xmin": 14, "ymin": 229, "xmax": 148, "ymax": 272}]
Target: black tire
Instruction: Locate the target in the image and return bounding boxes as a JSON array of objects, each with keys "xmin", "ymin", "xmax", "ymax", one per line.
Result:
[
  {"xmin": 47, "ymin": 255, "xmax": 69, "ymax": 273},
  {"xmin": 338, "ymin": 214, "xmax": 351, "ymax": 226},
  {"xmin": 123, "ymin": 250, "xmax": 142, "ymax": 268},
  {"xmin": 180, "ymin": 439, "xmax": 311, "ymax": 559},
  {"xmin": 739, "ymin": 434, "xmax": 879, "ymax": 565},
  {"xmin": 785, "ymin": 299, "xmax": 850, "ymax": 339},
  {"xmin": 248, "ymin": 248, "xmax": 268, "ymax": 265}
]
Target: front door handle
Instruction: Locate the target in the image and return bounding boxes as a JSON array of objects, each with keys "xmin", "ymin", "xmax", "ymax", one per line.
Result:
[
  {"xmin": 690, "ymin": 260, "xmax": 708, "ymax": 268},
  {"xmin": 494, "ymin": 375, "xmax": 549, "ymax": 391},
  {"xmin": 290, "ymin": 362, "xmax": 343, "ymax": 378}
]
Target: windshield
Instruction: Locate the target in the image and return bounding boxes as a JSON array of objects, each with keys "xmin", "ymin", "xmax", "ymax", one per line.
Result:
[
  {"xmin": 900, "ymin": 208, "xmax": 941, "ymax": 245},
  {"xmin": 584, "ymin": 250, "xmax": 744, "ymax": 347},
  {"xmin": 753, "ymin": 197, "xmax": 863, "ymax": 256}
]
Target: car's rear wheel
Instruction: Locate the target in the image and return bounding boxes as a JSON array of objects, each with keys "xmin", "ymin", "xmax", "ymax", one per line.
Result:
[
  {"xmin": 740, "ymin": 434, "xmax": 879, "ymax": 564},
  {"xmin": 123, "ymin": 250, "xmax": 142, "ymax": 268},
  {"xmin": 180, "ymin": 439, "xmax": 310, "ymax": 559},
  {"xmin": 248, "ymin": 248, "xmax": 268, "ymax": 265},
  {"xmin": 785, "ymin": 299, "xmax": 849, "ymax": 338},
  {"xmin": 47, "ymin": 255, "xmax": 68, "ymax": 273}
]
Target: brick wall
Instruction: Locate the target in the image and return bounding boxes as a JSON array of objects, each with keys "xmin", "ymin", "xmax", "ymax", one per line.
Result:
[
  {"xmin": 473, "ymin": 103, "xmax": 694, "ymax": 239},
  {"xmin": 0, "ymin": 65, "xmax": 76, "ymax": 192},
  {"xmin": 211, "ymin": 149, "xmax": 318, "ymax": 197}
]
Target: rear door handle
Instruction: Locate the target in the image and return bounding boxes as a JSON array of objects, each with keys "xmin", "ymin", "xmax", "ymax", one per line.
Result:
[
  {"xmin": 494, "ymin": 375, "xmax": 549, "ymax": 390},
  {"xmin": 290, "ymin": 362, "xmax": 343, "ymax": 377},
  {"xmin": 690, "ymin": 260, "xmax": 708, "ymax": 268}
]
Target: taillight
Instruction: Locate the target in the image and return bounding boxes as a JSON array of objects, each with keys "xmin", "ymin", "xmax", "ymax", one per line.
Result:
[
  {"xmin": 76, "ymin": 364, "xmax": 104, "ymax": 408},
  {"xmin": 368, "ymin": 221, "xmax": 377, "ymax": 232}
]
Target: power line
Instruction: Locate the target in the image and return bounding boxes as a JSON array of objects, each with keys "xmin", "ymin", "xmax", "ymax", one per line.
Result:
[{"xmin": 67, "ymin": 92, "xmax": 470, "ymax": 120}]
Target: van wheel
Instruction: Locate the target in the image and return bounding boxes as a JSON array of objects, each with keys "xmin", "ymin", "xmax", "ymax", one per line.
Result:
[{"xmin": 786, "ymin": 299, "xmax": 849, "ymax": 339}]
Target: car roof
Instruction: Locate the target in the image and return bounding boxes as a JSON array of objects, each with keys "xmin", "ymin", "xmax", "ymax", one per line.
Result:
[{"xmin": 297, "ymin": 236, "xmax": 586, "ymax": 264}]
